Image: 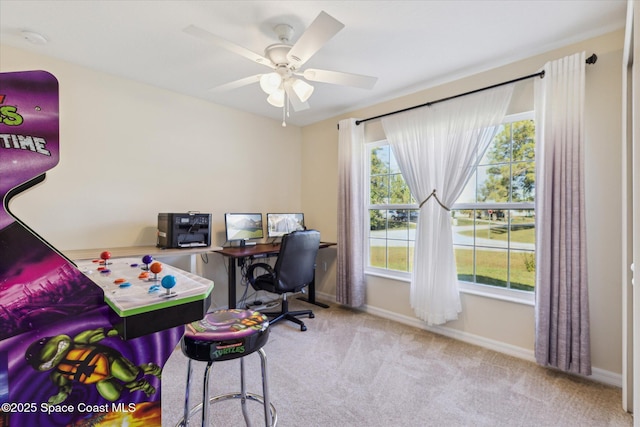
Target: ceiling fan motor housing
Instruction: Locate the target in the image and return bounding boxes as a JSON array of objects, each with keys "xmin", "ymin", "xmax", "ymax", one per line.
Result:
[{"xmin": 264, "ymin": 43, "xmax": 295, "ymax": 68}]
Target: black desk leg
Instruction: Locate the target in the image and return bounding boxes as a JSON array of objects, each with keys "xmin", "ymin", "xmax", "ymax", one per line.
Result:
[
  {"xmin": 297, "ymin": 271, "xmax": 329, "ymax": 308},
  {"xmin": 228, "ymin": 257, "xmax": 236, "ymax": 309}
]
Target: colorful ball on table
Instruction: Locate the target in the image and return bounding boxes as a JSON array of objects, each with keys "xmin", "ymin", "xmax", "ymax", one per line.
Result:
[
  {"xmin": 161, "ymin": 275, "xmax": 176, "ymax": 290},
  {"xmin": 149, "ymin": 262, "xmax": 163, "ymax": 274},
  {"xmin": 100, "ymin": 251, "xmax": 111, "ymax": 261},
  {"xmin": 142, "ymin": 255, "xmax": 153, "ymax": 265}
]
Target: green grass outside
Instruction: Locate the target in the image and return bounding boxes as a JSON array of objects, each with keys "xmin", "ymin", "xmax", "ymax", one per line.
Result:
[
  {"xmin": 454, "ymin": 215, "xmax": 535, "ymax": 244},
  {"xmin": 370, "ymin": 246, "xmax": 414, "ymax": 272},
  {"xmin": 369, "ymin": 245, "xmax": 534, "ymax": 291},
  {"xmin": 456, "ymin": 221, "xmax": 535, "ymax": 244},
  {"xmin": 455, "ymin": 248, "xmax": 534, "ymax": 291}
]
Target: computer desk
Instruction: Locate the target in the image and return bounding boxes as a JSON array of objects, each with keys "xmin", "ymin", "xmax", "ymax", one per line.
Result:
[{"xmin": 214, "ymin": 242, "xmax": 336, "ymax": 309}]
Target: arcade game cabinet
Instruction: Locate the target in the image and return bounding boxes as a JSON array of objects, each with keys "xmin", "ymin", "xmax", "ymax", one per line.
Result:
[{"xmin": 0, "ymin": 71, "xmax": 183, "ymax": 426}]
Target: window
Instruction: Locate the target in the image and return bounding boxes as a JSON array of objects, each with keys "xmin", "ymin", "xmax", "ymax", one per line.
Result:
[
  {"xmin": 452, "ymin": 113, "xmax": 535, "ymax": 293},
  {"xmin": 365, "ymin": 113, "xmax": 535, "ymax": 295},
  {"xmin": 366, "ymin": 142, "xmax": 418, "ymax": 274}
]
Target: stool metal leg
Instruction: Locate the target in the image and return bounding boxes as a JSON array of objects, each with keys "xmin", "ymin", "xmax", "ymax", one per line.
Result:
[
  {"xmin": 258, "ymin": 348, "xmax": 272, "ymax": 427},
  {"xmin": 202, "ymin": 361, "xmax": 214, "ymax": 427},
  {"xmin": 240, "ymin": 358, "xmax": 252, "ymax": 426},
  {"xmin": 181, "ymin": 358, "xmax": 193, "ymax": 427}
]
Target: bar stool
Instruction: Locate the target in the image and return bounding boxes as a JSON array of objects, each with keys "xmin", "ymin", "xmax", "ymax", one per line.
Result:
[{"xmin": 178, "ymin": 309, "xmax": 277, "ymax": 427}]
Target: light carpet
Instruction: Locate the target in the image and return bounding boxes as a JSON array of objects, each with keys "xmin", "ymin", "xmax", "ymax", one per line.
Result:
[{"xmin": 161, "ymin": 300, "xmax": 632, "ymax": 426}]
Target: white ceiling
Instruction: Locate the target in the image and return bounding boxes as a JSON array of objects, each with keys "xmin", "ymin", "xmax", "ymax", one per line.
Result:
[{"xmin": 0, "ymin": 1, "xmax": 628, "ymax": 127}]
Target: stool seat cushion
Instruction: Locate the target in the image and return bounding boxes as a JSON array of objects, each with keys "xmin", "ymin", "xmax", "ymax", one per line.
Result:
[{"xmin": 182, "ymin": 309, "xmax": 269, "ymax": 362}]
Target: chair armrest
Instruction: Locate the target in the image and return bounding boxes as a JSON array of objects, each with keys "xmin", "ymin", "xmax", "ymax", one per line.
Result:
[{"xmin": 246, "ymin": 262, "xmax": 275, "ymax": 286}]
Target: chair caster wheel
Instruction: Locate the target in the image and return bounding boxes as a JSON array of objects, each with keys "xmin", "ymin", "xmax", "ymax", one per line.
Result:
[
  {"xmin": 301, "ymin": 325, "xmax": 307, "ymax": 331},
  {"xmin": 309, "ymin": 313, "xmax": 315, "ymax": 319}
]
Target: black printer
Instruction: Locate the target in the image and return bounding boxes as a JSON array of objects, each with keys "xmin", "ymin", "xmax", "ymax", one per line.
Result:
[{"xmin": 157, "ymin": 212, "xmax": 211, "ymax": 248}]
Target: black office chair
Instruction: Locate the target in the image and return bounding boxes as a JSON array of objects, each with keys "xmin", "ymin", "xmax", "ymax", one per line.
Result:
[{"xmin": 246, "ymin": 230, "xmax": 320, "ymax": 331}]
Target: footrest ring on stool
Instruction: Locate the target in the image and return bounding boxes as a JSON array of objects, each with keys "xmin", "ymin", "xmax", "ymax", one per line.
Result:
[{"xmin": 177, "ymin": 392, "xmax": 278, "ymax": 426}]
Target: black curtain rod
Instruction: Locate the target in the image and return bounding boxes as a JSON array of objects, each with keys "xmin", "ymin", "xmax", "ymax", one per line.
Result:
[{"xmin": 354, "ymin": 53, "xmax": 598, "ymax": 126}]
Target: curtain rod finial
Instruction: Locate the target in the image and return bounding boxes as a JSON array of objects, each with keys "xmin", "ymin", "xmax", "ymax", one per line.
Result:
[{"xmin": 586, "ymin": 53, "xmax": 597, "ymax": 64}]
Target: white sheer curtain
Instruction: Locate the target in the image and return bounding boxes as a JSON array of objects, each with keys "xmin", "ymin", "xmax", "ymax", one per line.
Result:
[
  {"xmin": 534, "ymin": 52, "xmax": 591, "ymax": 375},
  {"xmin": 336, "ymin": 118, "xmax": 365, "ymax": 307},
  {"xmin": 381, "ymin": 86, "xmax": 513, "ymax": 325}
]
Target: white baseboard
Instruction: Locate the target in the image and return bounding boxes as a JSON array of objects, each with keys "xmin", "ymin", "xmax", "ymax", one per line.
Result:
[{"xmin": 315, "ymin": 291, "xmax": 621, "ymax": 388}]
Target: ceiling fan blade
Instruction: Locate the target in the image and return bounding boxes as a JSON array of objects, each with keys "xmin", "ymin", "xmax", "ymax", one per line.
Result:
[
  {"xmin": 209, "ymin": 74, "xmax": 262, "ymax": 92},
  {"xmin": 302, "ymin": 68, "xmax": 377, "ymax": 89},
  {"xmin": 286, "ymin": 11, "xmax": 345, "ymax": 68},
  {"xmin": 184, "ymin": 25, "xmax": 274, "ymax": 68},
  {"xmin": 284, "ymin": 81, "xmax": 310, "ymax": 112}
]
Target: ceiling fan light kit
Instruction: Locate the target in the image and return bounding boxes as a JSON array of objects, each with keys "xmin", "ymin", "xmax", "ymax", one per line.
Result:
[
  {"xmin": 267, "ymin": 90, "xmax": 285, "ymax": 108},
  {"xmin": 291, "ymin": 79, "xmax": 314, "ymax": 102},
  {"xmin": 185, "ymin": 10, "xmax": 377, "ymax": 126},
  {"xmin": 259, "ymin": 72, "xmax": 282, "ymax": 94}
]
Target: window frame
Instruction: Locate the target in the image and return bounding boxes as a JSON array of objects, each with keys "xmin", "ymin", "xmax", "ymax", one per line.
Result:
[
  {"xmin": 363, "ymin": 112, "xmax": 535, "ymax": 306},
  {"xmin": 364, "ymin": 140, "xmax": 418, "ymax": 279}
]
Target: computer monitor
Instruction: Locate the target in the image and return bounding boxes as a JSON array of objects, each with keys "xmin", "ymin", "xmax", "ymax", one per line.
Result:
[
  {"xmin": 267, "ymin": 213, "xmax": 305, "ymax": 238},
  {"xmin": 224, "ymin": 213, "xmax": 264, "ymax": 245}
]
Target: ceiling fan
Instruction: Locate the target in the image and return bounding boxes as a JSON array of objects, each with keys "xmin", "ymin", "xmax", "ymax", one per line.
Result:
[{"xmin": 184, "ymin": 11, "xmax": 377, "ymax": 126}]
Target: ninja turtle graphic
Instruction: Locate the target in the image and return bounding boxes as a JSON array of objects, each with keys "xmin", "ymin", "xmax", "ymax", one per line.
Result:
[{"xmin": 25, "ymin": 327, "xmax": 162, "ymax": 404}]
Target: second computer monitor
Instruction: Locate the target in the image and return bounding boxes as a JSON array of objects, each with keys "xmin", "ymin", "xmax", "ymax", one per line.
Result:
[{"xmin": 267, "ymin": 213, "xmax": 305, "ymax": 238}]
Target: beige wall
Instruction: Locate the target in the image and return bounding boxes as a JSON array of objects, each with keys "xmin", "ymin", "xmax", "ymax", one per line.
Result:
[
  {"xmin": 303, "ymin": 30, "xmax": 625, "ymax": 382},
  {"xmin": 1, "ymin": 44, "xmax": 303, "ymax": 309}
]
